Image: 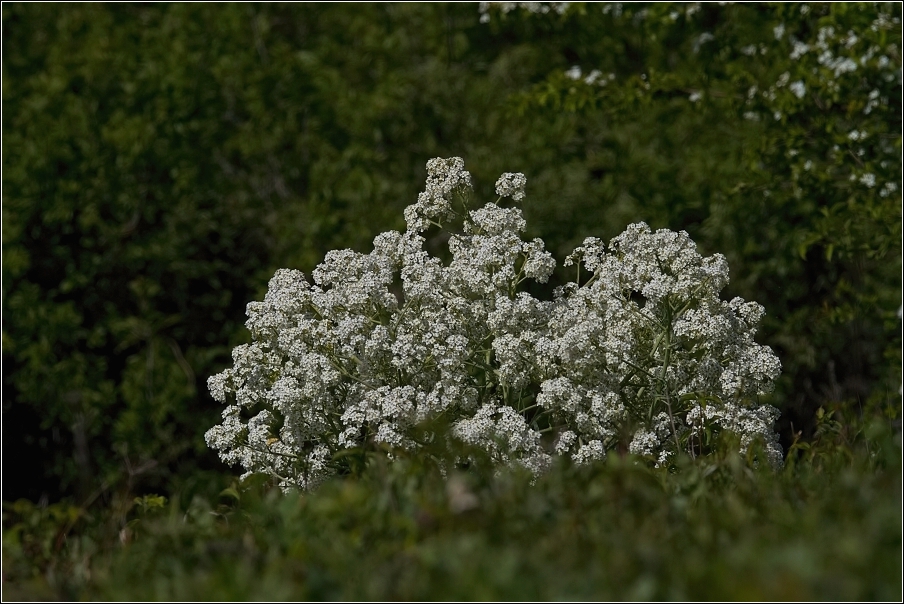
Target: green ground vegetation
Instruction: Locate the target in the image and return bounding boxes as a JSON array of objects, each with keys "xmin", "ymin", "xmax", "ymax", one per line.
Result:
[{"xmin": 3, "ymin": 407, "xmax": 900, "ymax": 600}]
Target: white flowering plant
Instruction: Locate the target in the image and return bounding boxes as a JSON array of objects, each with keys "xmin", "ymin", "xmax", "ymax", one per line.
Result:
[{"xmin": 206, "ymin": 158, "xmax": 783, "ymax": 490}]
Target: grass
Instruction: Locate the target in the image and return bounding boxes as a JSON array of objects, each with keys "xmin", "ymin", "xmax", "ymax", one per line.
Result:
[{"xmin": 3, "ymin": 407, "xmax": 901, "ymax": 601}]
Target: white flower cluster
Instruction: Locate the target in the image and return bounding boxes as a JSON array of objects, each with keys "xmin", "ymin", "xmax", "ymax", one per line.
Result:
[
  {"xmin": 564, "ymin": 65, "xmax": 616, "ymax": 86},
  {"xmin": 206, "ymin": 158, "xmax": 783, "ymax": 490},
  {"xmin": 495, "ymin": 172, "xmax": 527, "ymax": 201},
  {"xmin": 479, "ymin": 2, "xmax": 570, "ymax": 23}
]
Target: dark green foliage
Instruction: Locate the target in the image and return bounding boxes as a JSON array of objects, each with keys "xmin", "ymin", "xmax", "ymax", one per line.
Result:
[{"xmin": 3, "ymin": 421, "xmax": 900, "ymax": 601}]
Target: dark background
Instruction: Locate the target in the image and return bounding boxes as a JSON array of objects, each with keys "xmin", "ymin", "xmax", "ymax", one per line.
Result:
[{"xmin": 3, "ymin": 2, "xmax": 901, "ymax": 505}]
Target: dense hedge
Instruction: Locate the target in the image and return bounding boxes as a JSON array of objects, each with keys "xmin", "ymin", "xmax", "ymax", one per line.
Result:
[{"xmin": 3, "ymin": 417, "xmax": 901, "ymax": 600}]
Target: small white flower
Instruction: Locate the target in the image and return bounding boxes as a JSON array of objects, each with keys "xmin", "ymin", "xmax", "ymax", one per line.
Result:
[
  {"xmin": 693, "ymin": 32, "xmax": 714, "ymax": 53},
  {"xmin": 584, "ymin": 69, "xmax": 603, "ymax": 85},
  {"xmin": 790, "ymin": 41, "xmax": 809, "ymax": 59},
  {"xmin": 565, "ymin": 65, "xmax": 582, "ymax": 80},
  {"xmin": 494, "ymin": 172, "xmax": 528, "ymax": 201}
]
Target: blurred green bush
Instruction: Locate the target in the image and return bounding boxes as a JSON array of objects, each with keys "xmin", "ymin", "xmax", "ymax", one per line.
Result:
[{"xmin": 3, "ymin": 419, "xmax": 900, "ymax": 600}]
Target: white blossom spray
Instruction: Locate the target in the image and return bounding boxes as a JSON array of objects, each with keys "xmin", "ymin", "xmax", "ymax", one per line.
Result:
[{"xmin": 206, "ymin": 158, "xmax": 783, "ymax": 490}]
